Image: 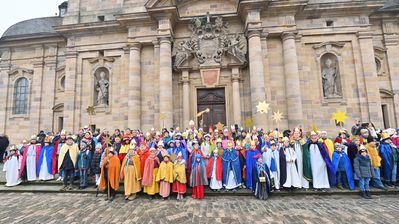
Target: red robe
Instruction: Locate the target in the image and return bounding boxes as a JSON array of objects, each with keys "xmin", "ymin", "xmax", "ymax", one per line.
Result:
[
  {"xmin": 51, "ymin": 140, "xmax": 60, "ymax": 175},
  {"xmin": 142, "ymin": 155, "xmax": 160, "ymax": 186},
  {"xmin": 19, "ymin": 144, "xmax": 42, "ymax": 178},
  {"xmin": 206, "ymin": 156, "xmax": 222, "ymax": 181},
  {"xmin": 192, "ymin": 165, "xmax": 205, "ymax": 199},
  {"xmin": 138, "ymin": 148, "xmax": 150, "ymax": 177}
]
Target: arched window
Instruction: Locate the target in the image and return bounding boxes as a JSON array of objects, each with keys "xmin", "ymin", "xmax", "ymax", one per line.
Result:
[{"xmin": 13, "ymin": 78, "xmax": 29, "ymax": 114}]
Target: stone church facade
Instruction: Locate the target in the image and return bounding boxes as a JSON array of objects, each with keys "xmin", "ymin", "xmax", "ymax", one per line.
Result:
[{"xmin": 1, "ymin": 0, "xmax": 399, "ymax": 142}]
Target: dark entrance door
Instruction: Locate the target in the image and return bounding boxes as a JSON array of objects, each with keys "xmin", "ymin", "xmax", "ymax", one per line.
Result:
[{"xmin": 197, "ymin": 88, "xmax": 226, "ymax": 132}]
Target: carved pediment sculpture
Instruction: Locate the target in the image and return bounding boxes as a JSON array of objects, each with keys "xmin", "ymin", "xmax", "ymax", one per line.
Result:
[{"xmin": 172, "ymin": 12, "xmax": 247, "ymax": 69}]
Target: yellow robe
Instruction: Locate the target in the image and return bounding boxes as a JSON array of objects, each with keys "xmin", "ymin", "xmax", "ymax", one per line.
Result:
[
  {"xmin": 143, "ymin": 168, "xmax": 159, "ymax": 195},
  {"xmin": 365, "ymin": 143, "xmax": 382, "ymax": 168},
  {"xmin": 323, "ymin": 138, "xmax": 334, "ymax": 160},
  {"xmin": 119, "ymin": 144, "xmax": 130, "ymax": 154},
  {"xmin": 121, "ymin": 154, "xmax": 142, "ymax": 196},
  {"xmin": 58, "ymin": 144, "xmax": 79, "ymax": 170},
  {"xmin": 156, "ymin": 161, "xmax": 174, "ymax": 183},
  {"xmin": 173, "ymin": 162, "xmax": 187, "ymax": 184}
]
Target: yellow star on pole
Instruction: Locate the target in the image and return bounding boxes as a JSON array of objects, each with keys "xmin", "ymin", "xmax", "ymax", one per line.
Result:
[
  {"xmin": 243, "ymin": 117, "xmax": 253, "ymax": 129},
  {"xmin": 256, "ymin": 101, "xmax": 270, "ymax": 114},
  {"xmin": 215, "ymin": 122, "xmax": 224, "ymax": 131},
  {"xmin": 160, "ymin": 113, "xmax": 166, "ymax": 120},
  {"xmin": 272, "ymin": 110, "xmax": 283, "ymax": 123},
  {"xmin": 332, "ymin": 111, "xmax": 349, "ymax": 124}
]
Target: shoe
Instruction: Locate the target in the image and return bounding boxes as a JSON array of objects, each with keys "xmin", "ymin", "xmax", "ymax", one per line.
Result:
[
  {"xmin": 365, "ymin": 191, "xmax": 372, "ymax": 199},
  {"xmin": 337, "ymin": 185, "xmax": 344, "ymax": 190},
  {"xmin": 321, "ymin": 189, "xmax": 328, "ymax": 193},
  {"xmin": 60, "ymin": 185, "xmax": 67, "ymax": 191},
  {"xmin": 56, "ymin": 177, "xmax": 62, "ymax": 181},
  {"xmin": 360, "ymin": 191, "xmax": 368, "ymax": 199}
]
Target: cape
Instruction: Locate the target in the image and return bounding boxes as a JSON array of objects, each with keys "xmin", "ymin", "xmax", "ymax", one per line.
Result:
[
  {"xmin": 222, "ymin": 148, "xmax": 242, "ymax": 186},
  {"xmin": 303, "ymin": 141, "xmax": 336, "ymax": 186},
  {"xmin": 57, "ymin": 144, "xmax": 79, "ymax": 171},
  {"xmin": 237, "ymin": 150, "xmax": 246, "ymax": 179},
  {"xmin": 189, "ymin": 162, "xmax": 208, "ymax": 187},
  {"xmin": 120, "ymin": 154, "xmax": 141, "ymax": 181},
  {"xmin": 322, "ymin": 138, "xmax": 334, "ymax": 159},
  {"xmin": 51, "ymin": 140, "xmax": 60, "ymax": 174},
  {"xmin": 19, "ymin": 144, "xmax": 42, "ymax": 178},
  {"xmin": 172, "ymin": 146, "xmax": 188, "ymax": 164},
  {"xmin": 173, "ymin": 162, "xmax": 187, "ymax": 184},
  {"xmin": 188, "ymin": 149, "xmax": 203, "ymax": 173},
  {"xmin": 246, "ymin": 149, "xmax": 261, "ymax": 190},
  {"xmin": 379, "ymin": 143, "xmax": 393, "ymax": 180},
  {"xmin": 142, "ymin": 155, "xmax": 160, "ymax": 186},
  {"xmin": 279, "ymin": 146, "xmax": 287, "ymax": 186},
  {"xmin": 37, "ymin": 145, "xmax": 55, "ymax": 175},
  {"xmin": 156, "ymin": 161, "xmax": 174, "ymax": 183},
  {"xmin": 252, "ymin": 162, "xmax": 272, "ymax": 195},
  {"xmin": 206, "ymin": 156, "xmax": 223, "ymax": 181},
  {"xmin": 345, "ymin": 142, "xmax": 358, "ymax": 168},
  {"xmin": 137, "ymin": 149, "xmax": 150, "ymax": 176},
  {"xmin": 332, "ymin": 151, "xmax": 355, "ymax": 190},
  {"xmin": 99, "ymin": 156, "xmax": 121, "ymax": 191},
  {"xmin": 365, "ymin": 143, "xmax": 381, "ymax": 168}
]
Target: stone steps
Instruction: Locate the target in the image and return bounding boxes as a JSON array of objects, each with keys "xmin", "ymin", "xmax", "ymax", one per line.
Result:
[{"xmin": 1, "ymin": 181, "xmax": 398, "ymax": 197}]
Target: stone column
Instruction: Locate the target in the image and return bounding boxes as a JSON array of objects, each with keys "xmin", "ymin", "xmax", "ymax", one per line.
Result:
[
  {"xmin": 159, "ymin": 37, "xmax": 173, "ymax": 129},
  {"xmin": 358, "ymin": 31, "xmax": 383, "ymax": 127},
  {"xmin": 0, "ymin": 49, "xmax": 11, "ymax": 134},
  {"xmin": 31, "ymin": 45, "xmax": 45, "ymax": 134},
  {"xmin": 182, "ymin": 69, "xmax": 190, "ymax": 128},
  {"xmin": 384, "ymin": 37, "xmax": 399, "ymax": 127},
  {"xmin": 128, "ymin": 42, "xmax": 141, "ymax": 130},
  {"xmin": 63, "ymin": 46, "xmax": 78, "ymax": 133},
  {"xmin": 231, "ymin": 67, "xmax": 242, "ymax": 125},
  {"xmin": 282, "ymin": 32, "xmax": 303, "ymax": 127},
  {"xmin": 153, "ymin": 40, "xmax": 160, "ymax": 129},
  {"xmin": 248, "ymin": 30, "xmax": 267, "ymax": 128}
]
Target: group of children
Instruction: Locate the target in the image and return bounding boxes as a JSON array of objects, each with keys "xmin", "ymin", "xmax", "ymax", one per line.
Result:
[{"xmin": 3, "ymin": 123, "xmax": 399, "ymax": 200}]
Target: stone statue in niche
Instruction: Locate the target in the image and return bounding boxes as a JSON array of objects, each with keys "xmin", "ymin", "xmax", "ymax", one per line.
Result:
[
  {"xmin": 95, "ymin": 70, "xmax": 109, "ymax": 106},
  {"xmin": 321, "ymin": 57, "xmax": 340, "ymax": 98}
]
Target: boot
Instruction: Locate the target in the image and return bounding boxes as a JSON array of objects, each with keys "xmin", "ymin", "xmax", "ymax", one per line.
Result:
[
  {"xmin": 360, "ymin": 191, "xmax": 368, "ymax": 199},
  {"xmin": 60, "ymin": 185, "xmax": 67, "ymax": 191},
  {"xmin": 365, "ymin": 191, "xmax": 372, "ymax": 199}
]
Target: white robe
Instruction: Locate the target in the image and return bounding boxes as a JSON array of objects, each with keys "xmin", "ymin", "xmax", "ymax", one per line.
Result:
[
  {"xmin": 201, "ymin": 143, "xmax": 211, "ymax": 167},
  {"xmin": 26, "ymin": 145, "xmax": 37, "ymax": 181},
  {"xmin": 271, "ymin": 150, "xmax": 280, "ymax": 189},
  {"xmin": 283, "ymin": 147, "xmax": 301, "ymax": 188},
  {"xmin": 209, "ymin": 159, "xmax": 222, "ymax": 190},
  {"xmin": 294, "ymin": 141, "xmax": 309, "ymax": 189},
  {"xmin": 39, "ymin": 153, "xmax": 54, "ymax": 181},
  {"xmin": 3, "ymin": 155, "xmax": 22, "ymax": 187},
  {"xmin": 310, "ymin": 144, "xmax": 330, "ymax": 189}
]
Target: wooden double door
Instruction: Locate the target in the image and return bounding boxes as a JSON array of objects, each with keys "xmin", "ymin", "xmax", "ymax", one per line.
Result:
[{"xmin": 197, "ymin": 88, "xmax": 226, "ymax": 132}]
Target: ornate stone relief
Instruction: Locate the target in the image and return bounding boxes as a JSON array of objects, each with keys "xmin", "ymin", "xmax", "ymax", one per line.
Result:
[{"xmin": 172, "ymin": 13, "xmax": 247, "ymax": 69}]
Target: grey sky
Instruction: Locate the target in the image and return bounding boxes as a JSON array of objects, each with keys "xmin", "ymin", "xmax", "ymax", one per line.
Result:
[{"xmin": 0, "ymin": 0, "xmax": 66, "ymax": 36}]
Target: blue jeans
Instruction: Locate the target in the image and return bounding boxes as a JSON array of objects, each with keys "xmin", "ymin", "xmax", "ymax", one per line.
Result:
[
  {"xmin": 371, "ymin": 168, "xmax": 385, "ymax": 188},
  {"xmin": 359, "ymin": 177, "xmax": 370, "ymax": 191},
  {"xmin": 392, "ymin": 163, "xmax": 397, "ymax": 182},
  {"xmin": 79, "ymin": 169, "xmax": 88, "ymax": 187}
]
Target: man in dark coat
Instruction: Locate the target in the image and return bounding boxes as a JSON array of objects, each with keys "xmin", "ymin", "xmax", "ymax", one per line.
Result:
[{"xmin": 0, "ymin": 134, "xmax": 10, "ymax": 163}]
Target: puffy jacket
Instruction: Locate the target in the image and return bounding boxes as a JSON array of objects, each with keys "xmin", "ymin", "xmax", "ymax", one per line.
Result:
[{"xmin": 354, "ymin": 155, "xmax": 374, "ymax": 178}]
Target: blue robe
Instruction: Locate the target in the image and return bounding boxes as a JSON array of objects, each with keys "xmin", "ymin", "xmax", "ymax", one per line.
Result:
[
  {"xmin": 222, "ymin": 148, "xmax": 242, "ymax": 186},
  {"xmin": 332, "ymin": 151, "xmax": 355, "ymax": 190},
  {"xmin": 246, "ymin": 149, "xmax": 261, "ymax": 190},
  {"xmin": 173, "ymin": 146, "xmax": 188, "ymax": 165},
  {"xmin": 252, "ymin": 162, "xmax": 272, "ymax": 199},
  {"xmin": 37, "ymin": 145, "xmax": 54, "ymax": 175},
  {"xmin": 379, "ymin": 143, "xmax": 393, "ymax": 181}
]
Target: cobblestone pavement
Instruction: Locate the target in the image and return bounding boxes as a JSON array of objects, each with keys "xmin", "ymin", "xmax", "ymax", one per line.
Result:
[{"xmin": 0, "ymin": 193, "xmax": 397, "ymax": 224}]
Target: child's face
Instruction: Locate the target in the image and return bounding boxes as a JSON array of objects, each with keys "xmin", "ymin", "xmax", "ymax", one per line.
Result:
[
  {"xmin": 194, "ymin": 144, "xmax": 199, "ymax": 149},
  {"xmin": 108, "ymin": 152, "xmax": 113, "ymax": 157},
  {"xmin": 196, "ymin": 158, "xmax": 201, "ymax": 162},
  {"xmin": 45, "ymin": 142, "xmax": 50, "ymax": 146},
  {"xmin": 115, "ymin": 138, "xmax": 121, "ymax": 143},
  {"xmin": 257, "ymin": 157, "xmax": 263, "ymax": 163},
  {"xmin": 283, "ymin": 141, "xmax": 289, "ymax": 147},
  {"xmin": 95, "ymin": 147, "xmax": 101, "ymax": 152},
  {"xmin": 10, "ymin": 150, "xmax": 15, "ymax": 155},
  {"xmin": 271, "ymin": 145, "xmax": 276, "ymax": 151},
  {"xmin": 361, "ymin": 151, "xmax": 367, "ymax": 157},
  {"xmin": 337, "ymin": 147, "xmax": 342, "ymax": 152},
  {"xmin": 164, "ymin": 156, "xmax": 169, "ymax": 162},
  {"xmin": 80, "ymin": 143, "xmax": 85, "ymax": 149}
]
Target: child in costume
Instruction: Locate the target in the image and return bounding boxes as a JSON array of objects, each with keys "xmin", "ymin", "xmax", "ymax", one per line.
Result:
[
  {"xmin": 142, "ymin": 147, "xmax": 160, "ymax": 199},
  {"xmin": 3, "ymin": 145, "xmax": 22, "ymax": 187},
  {"xmin": 120, "ymin": 145, "xmax": 141, "ymax": 201},
  {"xmin": 354, "ymin": 146, "xmax": 374, "ymax": 199},
  {"xmin": 222, "ymin": 141, "xmax": 242, "ymax": 192},
  {"xmin": 252, "ymin": 154, "xmax": 271, "ymax": 200},
  {"xmin": 37, "ymin": 136, "xmax": 55, "ymax": 181},
  {"xmin": 207, "ymin": 148, "xmax": 223, "ymax": 191},
  {"xmin": 156, "ymin": 154, "xmax": 174, "ymax": 200},
  {"xmin": 190, "ymin": 154, "xmax": 208, "ymax": 199},
  {"xmin": 99, "ymin": 148, "xmax": 121, "ymax": 201},
  {"xmin": 332, "ymin": 143, "xmax": 354, "ymax": 190},
  {"xmin": 235, "ymin": 140, "xmax": 246, "ymax": 188},
  {"xmin": 172, "ymin": 152, "xmax": 187, "ymax": 200}
]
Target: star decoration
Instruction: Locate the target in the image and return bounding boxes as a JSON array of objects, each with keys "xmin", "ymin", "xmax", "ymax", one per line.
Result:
[
  {"xmin": 160, "ymin": 113, "xmax": 166, "ymax": 120},
  {"xmin": 332, "ymin": 111, "xmax": 349, "ymax": 124},
  {"xmin": 105, "ymin": 136, "xmax": 111, "ymax": 146},
  {"xmin": 86, "ymin": 106, "xmax": 96, "ymax": 115},
  {"xmin": 272, "ymin": 110, "xmax": 283, "ymax": 123},
  {"xmin": 256, "ymin": 101, "xmax": 270, "ymax": 114},
  {"xmin": 243, "ymin": 117, "xmax": 253, "ymax": 129},
  {"xmin": 215, "ymin": 122, "xmax": 224, "ymax": 131}
]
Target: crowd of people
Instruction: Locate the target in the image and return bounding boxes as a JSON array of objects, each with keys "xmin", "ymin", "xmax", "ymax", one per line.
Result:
[{"xmin": 2, "ymin": 120, "xmax": 399, "ymax": 201}]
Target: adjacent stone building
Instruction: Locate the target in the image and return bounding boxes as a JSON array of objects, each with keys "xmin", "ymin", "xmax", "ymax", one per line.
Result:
[{"xmin": 1, "ymin": 0, "xmax": 399, "ymax": 142}]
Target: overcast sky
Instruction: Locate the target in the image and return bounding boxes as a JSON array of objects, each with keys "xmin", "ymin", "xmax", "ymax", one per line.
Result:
[{"xmin": 0, "ymin": 0, "xmax": 66, "ymax": 36}]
